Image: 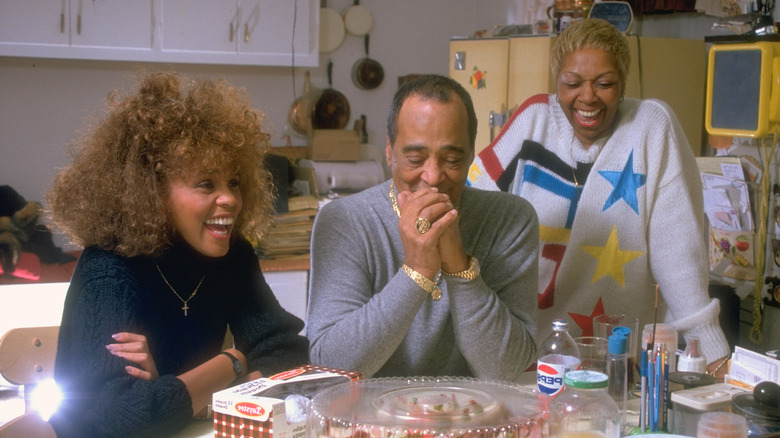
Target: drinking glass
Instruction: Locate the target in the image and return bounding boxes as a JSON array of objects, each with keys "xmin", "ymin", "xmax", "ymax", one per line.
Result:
[{"xmin": 575, "ymin": 336, "xmax": 609, "ymax": 373}]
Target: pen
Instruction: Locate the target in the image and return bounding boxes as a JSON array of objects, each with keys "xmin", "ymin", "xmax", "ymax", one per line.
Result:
[
  {"xmin": 654, "ymin": 344, "xmax": 662, "ymax": 432},
  {"xmin": 648, "ymin": 347, "xmax": 655, "ymax": 432},
  {"xmin": 640, "ymin": 347, "xmax": 647, "ymax": 432}
]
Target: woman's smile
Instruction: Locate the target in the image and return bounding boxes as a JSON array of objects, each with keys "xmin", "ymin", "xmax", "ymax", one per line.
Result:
[{"xmin": 204, "ymin": 216, "xmax": 234, "ymax": 237}]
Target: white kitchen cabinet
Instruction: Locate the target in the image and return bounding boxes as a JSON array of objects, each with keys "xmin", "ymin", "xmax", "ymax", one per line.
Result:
[
  {"xmin": 264, "ymin": 270, "xmax": 308, "ymax": 334},
  {"xmin": 450, "ymin": 35, "xmax": 705, "ymax": 155},
  {"xmin": 0, "ymin": 0, "xmax": 318, "ymax": 67},
  {"xmin": 0, "ymin": 0, "xmax": 155, "ymax": 61},
  {"xmin": 159, "ymin": 0, "xmax": 317, "ymax": 66}
]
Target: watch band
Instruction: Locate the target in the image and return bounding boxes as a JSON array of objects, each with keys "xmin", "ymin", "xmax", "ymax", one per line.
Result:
[
  {"xmin": 442, "ymin": 256, "xmax": 480, "ymax": 280},
  {"xmin": 220, "ymin": 351, "xmax": 243, "ymax": 377},
  {"xmin": 401, "ymin": 264, "xmax": 442, "ymax": 300}
]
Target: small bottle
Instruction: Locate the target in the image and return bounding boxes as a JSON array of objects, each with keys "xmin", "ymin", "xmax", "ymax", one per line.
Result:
[
  {"xmin": 549, "ymin": 370, "xmax": 621, "ymax": 437},
  {"xmin": 677, "ymin": 336, "xmax": 707, "ymax": 374},
  {"xmin": 607, "ymin": 331, "xmax": 628, "ymax": 431},
  {"xmin": 537, "ymin": 319, "xmax": 581, "ymax": 399}
]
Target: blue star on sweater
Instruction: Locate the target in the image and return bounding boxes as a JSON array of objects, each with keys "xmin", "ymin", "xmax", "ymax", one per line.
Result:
[{"xmin": 598, "ymin": 150, "xmax": 646, "ymax": 214}]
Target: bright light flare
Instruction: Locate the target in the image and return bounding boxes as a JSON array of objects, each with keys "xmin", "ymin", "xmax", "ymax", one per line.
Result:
[{"xmin": 29, "ymin": 379, "xmax": 62, "ymax": 421}]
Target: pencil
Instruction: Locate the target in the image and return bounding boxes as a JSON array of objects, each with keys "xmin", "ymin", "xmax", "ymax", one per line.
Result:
[{"xmin": 663, "ymin": 345, "xmax": 669, "ymax": 431}]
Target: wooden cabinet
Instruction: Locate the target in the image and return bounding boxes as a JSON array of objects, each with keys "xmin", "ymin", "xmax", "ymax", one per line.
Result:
[
  {"xmin": 0, "ymin": 0, "xmax": 317, "ymax": 66},
  {"xmin": 450, "ymin": 35, "xmax": 706, "ymax": 155}
]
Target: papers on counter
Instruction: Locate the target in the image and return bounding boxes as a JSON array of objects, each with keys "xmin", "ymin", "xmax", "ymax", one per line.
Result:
[{"xmin": 726, "ymin": 346, "xmax": 780, "ymax": 387}]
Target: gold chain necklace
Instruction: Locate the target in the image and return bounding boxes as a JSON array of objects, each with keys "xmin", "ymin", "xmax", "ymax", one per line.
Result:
[
  {"xmin": 389, "ymin": 180, "xmax": 401, "ymax": 218},
  {"xmin": 571, "ymin": 167, "xmax": 580, "ymax": 187},
  {"xmin": 155, "ymin": 263, "xmax": 205, "ymax": 316}
]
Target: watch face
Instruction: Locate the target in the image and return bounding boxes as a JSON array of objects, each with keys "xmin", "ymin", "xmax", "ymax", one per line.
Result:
[{"xmin": 233, "ymin": 361, "xmax": 243, "ymax": 375}]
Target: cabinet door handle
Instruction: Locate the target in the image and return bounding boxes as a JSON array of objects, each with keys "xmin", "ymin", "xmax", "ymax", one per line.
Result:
[
  {"xmin": 60, "ymin": 13, "xmax": 65, "ymax": 33},
  {"xmin": 244, "ymin": 23, "xmax": 249, "ymax": 42},
  {"xmin": 77, "ymin": 14, "xmax": 81, "ymax": 35},
  {"xmin": 229, "ymin": 22, "xmax": 234, "ymax": 42}
]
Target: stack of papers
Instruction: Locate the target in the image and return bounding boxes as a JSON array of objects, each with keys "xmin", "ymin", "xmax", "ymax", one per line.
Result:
[{"xmin": 257, "ymin": 196, "xmax": 318, "ymax": 260}]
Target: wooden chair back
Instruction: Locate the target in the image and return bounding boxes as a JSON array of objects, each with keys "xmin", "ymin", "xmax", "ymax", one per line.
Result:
[
  {"xmin": 0, "ymin": 412, "xmax": 56, "ymax": 438},
  {"xmin": 0, "ymin": 326, "xmax": 59, "ymax": 386},
  {"xmin": 0, "ymin": 327, "xmax": 59, "ymax": 437}
]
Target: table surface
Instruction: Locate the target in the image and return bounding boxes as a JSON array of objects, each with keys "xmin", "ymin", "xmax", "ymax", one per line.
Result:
[
  {"xmin": 0, "ymin": 386, "xmax": 214, "ymax": 437},
  {"xmin": 0, "ymin": 372, "xmax": 669, "ymax": 438}
]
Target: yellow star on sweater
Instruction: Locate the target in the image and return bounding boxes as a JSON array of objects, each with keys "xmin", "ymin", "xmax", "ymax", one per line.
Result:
[{"xmin": 581, "ymin": 225, "xmax": 643, "ymax": 287}]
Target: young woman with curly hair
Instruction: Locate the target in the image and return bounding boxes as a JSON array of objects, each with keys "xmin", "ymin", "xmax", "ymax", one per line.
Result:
[{"xmin": 46, "ymin": 72, "xmax": 309, "ymax": 437}]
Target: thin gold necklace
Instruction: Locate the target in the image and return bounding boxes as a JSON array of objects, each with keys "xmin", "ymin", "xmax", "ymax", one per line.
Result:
[
  {"xmin": 155, "ymin": 263, "xmax": 205, "ymax": 316},
  {"xmin": 570, "ymin": 136, "xmax": 582, "ymax": 188}
]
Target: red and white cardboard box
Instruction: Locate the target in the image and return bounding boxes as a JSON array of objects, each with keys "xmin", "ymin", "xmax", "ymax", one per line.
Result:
[{"xmin": 212, "ymin": 365, "xmax": 362, "ymax": 438}]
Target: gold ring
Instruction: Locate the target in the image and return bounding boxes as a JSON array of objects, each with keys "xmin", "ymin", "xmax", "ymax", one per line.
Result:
[{"xmin": 415, "ymin": 217, "xmax": 431, "ymax": 234}]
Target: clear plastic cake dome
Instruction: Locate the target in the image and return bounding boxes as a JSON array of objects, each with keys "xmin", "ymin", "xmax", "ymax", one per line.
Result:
[{"xmin": 307, "ymin": 376, "xmax": 546, "ymax": 438}]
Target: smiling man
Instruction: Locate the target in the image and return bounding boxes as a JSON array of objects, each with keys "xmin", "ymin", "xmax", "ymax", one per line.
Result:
[{"xmin": 306, "ymin": 75, "xmax": 539, "ymax": 381}]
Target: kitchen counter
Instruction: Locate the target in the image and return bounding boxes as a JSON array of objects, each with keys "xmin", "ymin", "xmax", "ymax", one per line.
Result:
[{"xmin": 259, "ymin": 257, "xmax": 310, "ymax": 272}]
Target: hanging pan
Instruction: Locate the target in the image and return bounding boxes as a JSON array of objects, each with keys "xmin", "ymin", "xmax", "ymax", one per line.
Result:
[
  {"xmin": 319, "ymin": 0, "xmax": 345, "ymax": 53},
  {"xmin": 342, "ymin": 0, "xmax": 373, "ymax": 36},
  {"xmin": 288, "ymin": 71, "xmax": 320, "ymax": 135},
  {"xmin": 313, "ymin": 60, "xmax": 351, "ymax": 130},
  {"xmin": 351, "ymin": 34, "xmax": 384, "ymax": 90}
]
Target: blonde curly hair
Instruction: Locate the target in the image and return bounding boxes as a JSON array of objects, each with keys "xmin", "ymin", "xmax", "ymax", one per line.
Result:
[
  {"xmin": 47, "ymin": 72, "xmax": 275, "ymax": 258},
  {"xmin": 550, "ymin": 18, "xmax": 631, "ymax": 86}
]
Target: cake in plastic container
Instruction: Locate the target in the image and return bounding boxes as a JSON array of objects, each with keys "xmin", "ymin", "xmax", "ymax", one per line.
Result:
[{"xmin": 308, "ymin": 376, "xmax": 546, "ymax": 438}]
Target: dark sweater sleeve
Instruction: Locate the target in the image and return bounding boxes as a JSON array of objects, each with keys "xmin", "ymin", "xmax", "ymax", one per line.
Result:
[
  {"xmin": 50, "ymin": 249, "xmax": 193, "ymax": 438},
  {"xmin": 227, "ymin": 241, "xmax": 310, "ymax": 375}
]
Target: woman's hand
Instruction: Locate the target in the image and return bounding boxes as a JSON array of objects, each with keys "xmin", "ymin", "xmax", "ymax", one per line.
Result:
[
  {"xmin": 706, "ymin": 356, "xmax": 729, "ymax": 382},
  {"xmin": 106, "ymin": 332, "xmax": 160, "ymax": 381}
]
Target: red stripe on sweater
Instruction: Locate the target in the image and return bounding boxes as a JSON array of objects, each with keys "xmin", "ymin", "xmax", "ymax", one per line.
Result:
[{"xmin": 478, "ymin": 94, "xmax": 550, "ymax": 184}]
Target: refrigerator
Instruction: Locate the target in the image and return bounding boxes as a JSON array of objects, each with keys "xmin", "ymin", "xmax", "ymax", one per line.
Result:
[{"xmin": 449, "ymin": 35, "xmax": 707, "ymax": 156}]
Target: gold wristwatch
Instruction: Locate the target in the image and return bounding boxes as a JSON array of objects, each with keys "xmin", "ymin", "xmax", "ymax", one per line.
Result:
[
  {"xmin": 442, "ymin": 256, "xmax": 480, "ymax": 280},
  {"xmin": 402, "ymin": 265, "xmax": 442, "ymax": 300}
]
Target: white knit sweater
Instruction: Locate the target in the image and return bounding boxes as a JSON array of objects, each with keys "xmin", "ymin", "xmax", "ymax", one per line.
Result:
[{"xmin": 469, "ymin": 94, "xmax": 730, "ymax": 365}]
